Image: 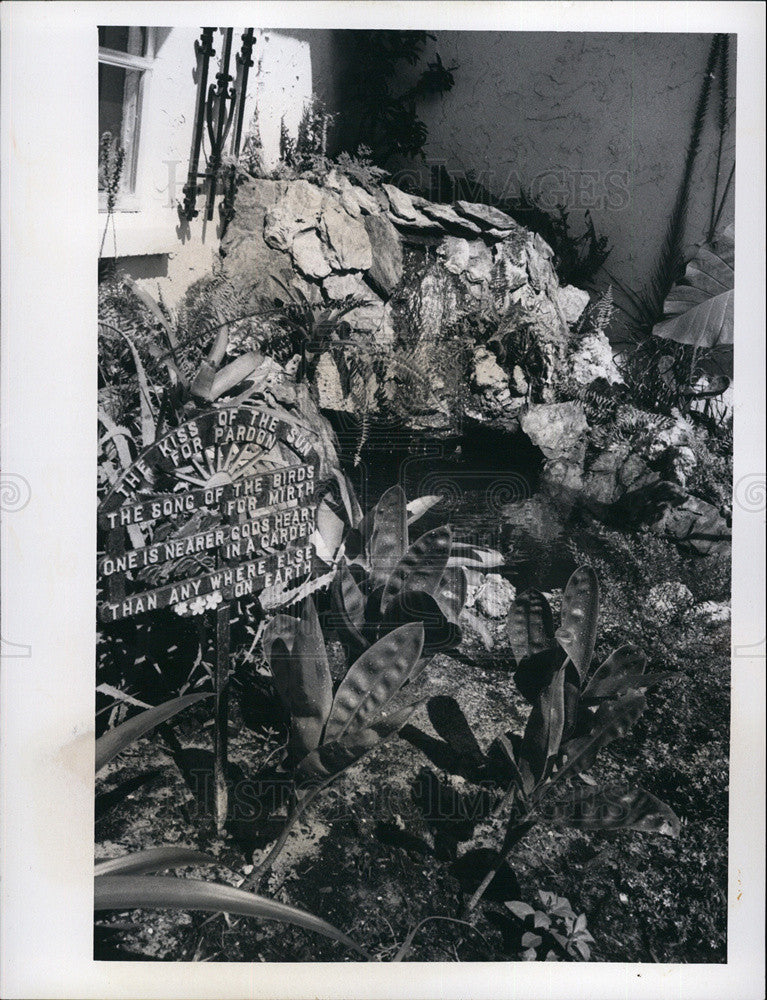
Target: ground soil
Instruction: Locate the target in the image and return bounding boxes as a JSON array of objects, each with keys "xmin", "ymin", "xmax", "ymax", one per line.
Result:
[{"xmin": 96, "ymin": 577, "xmax": 730, "ymax": 964}]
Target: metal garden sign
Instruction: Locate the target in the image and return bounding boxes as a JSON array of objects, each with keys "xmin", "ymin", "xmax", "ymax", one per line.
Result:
[{"xmin": 98, "ymin": 402, "xmax": 322, "ymax": 832}]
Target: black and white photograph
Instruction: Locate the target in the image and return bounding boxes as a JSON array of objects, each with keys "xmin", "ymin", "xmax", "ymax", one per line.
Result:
[{"xmin": 1, "ymin": 2, "xmax": 765, "ymax": 997}]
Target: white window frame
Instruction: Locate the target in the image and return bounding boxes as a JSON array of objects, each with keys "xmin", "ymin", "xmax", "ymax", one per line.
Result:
[{"xmin": 98, "ymin": 28, "xmax": 155, "ymax": 213}]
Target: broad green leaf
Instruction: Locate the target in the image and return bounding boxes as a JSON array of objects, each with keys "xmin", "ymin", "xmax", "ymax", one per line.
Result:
[
  {"xmin": 513, "ymin": 647, "xmax": 566, "ymax": 704},
  {"xmin": 549, "ymin": 785, "xmax": 681, "ymax": 837},
  {"xmin": 93, "ymin": 875, "xmax": 369, "ymax": 959},
  {"xmin": 519, "ymin": 664, "xmax": 567, "ymax": 783},
  {"xmin": 95, "ymin": 693, "xmax": 211, "ymax": 774},
  {"xmin": 433, "ymin": 565, "xmax": 468, "ymax": 624},
  {"xmin": 506, "ymin": 900, "xmax": 535, "ymax": 920},
  {"xmin": 556, "ymin": 566, "xmax": 600, "ymax": 681},
  {"xmin": 583, "ymin": 645, "xmax": 676, "ymax": 702},
  {"xmin": 333, "ymin": 560, "xmax": 366, "ymax": 631},
  {"xmin": 323, "ymin": 624, "xmax": 424, "ymax": 743},
  {"xmin": 313, "ymin": 499, "xmax": 345, "ymax": 564},
  {"xmin": 262, "ymin": 614, "xmax": 299, "ymax": 665},
  {"xmin": 653, "ymin": 226, "xmax": 734, "ymax": 348},
  {"xmin": 582, "ymin": 645, "xmax": 646, "ymax": 700},
  {"xmin": 254, "ymin": 701, "xmax": 425, "ymax": 884},
  {"xmin": 380, "ymin": 526, "xmax": 453, "ymax": 617},
  {"xmin": 298, "ymin": 702, "xmax": 424, "ymax": 781},
  {"xmin": 368, "ymin": 486, "xmax": 409, "ymax": 588},
  {"xmin": 507, "ymin": 590, "xmax": 555, "ymax": 662},
  {"xmin": 95, "ymin": 847, "xmax": 219, "ymax": 877},
  {"xmin": 280, "ymin": 599, "xmax": 333, "ymax": 756}
]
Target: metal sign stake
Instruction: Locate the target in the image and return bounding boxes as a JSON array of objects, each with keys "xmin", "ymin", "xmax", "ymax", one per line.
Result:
[{"xmin": 213, "ymin": 601, "xmax": 231, "ymax": 835}]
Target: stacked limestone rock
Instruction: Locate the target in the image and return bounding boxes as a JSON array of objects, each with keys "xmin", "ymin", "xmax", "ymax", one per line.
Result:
[
  {"xmin": 219, "ymin": 171, "xmax": 729, "ymax": 557},
  {"xmin": 220, "ymin": 170, "xmax": 602, "ymax": 435}
]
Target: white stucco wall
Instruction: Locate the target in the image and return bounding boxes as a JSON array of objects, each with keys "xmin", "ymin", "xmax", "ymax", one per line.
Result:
[
  {"xmin": 391, "ymin": 32, "xmax": 736, "ymax": 342},
  {"xmin": 104, "ymin": 27, "xmax": 314, "ymax": 304}
]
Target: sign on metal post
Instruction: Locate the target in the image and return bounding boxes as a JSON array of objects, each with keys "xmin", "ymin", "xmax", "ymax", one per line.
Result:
[{"xmin": 98, "ymin": 403, "xmax": 322, "ymax": 833}]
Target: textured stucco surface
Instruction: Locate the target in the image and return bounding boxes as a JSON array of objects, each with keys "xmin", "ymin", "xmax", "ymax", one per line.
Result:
[
  {"xmin": 108, "ymin": 28, "xmax": 316, "ymax": 304},
  {"xmin": 386, "ymin": 32, "xmax": 736, "ymax": 337}
]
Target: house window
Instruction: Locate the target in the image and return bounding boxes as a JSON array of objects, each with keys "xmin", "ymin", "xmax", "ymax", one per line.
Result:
[{"xmin": 98, "ymin": 27, "xmax": 154, "ymax": 211}]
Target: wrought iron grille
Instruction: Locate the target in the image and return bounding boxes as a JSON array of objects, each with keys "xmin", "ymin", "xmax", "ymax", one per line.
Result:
[{"xmin": 181, "ymin": 27, "xmax": 255, "ymax": 223}]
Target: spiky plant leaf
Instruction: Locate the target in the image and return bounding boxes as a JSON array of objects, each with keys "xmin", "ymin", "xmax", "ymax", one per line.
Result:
[
  {"xmin": 207, "ymin": 352, "xmax": 260, "ymax": 401},
  {"xmin": 460, "ymin": 608, "xmax": 494, "ymax": 650},
  {"xmin": 332, "ymin": 469, "xmax": 364, "ymax": 527},
  {"xmin": 406, "ymin": 494, "xmax": 443, "ymax": 525},
  {"xmin": 549, "ymin": 785, "xmax": 681, "ymax": 837},
  {"xmin": 380, "ymin": 525, "xmax": 453, "ymax": 616},
  {"xmin": 94, "ymin": 875, "xmax": 369, "ymax": 959},
  {"xmin": 434, "ymin": 565, "xmax": 468, "ymax": 624},
  {"xmin": 95, "ymin": 693, "xmax": 211, "ymax": 774},
  {"xmin": 368, "ymin": 485, "xmax": 409, "ymax": 587},
  {"xmin": 447, "ymin": 542, "xmax": 505, "ymax": 570},
  {"xmin": 95, "ymin": 847, "xmax": 219, "ymax": 877},
  {"xmin": 313, "ymin": 498, "xmax": 345, "ymax": 565},
  {"xmin": 555, "ymin": 567, "xmax": 600, "ymax": 681},
  {"xmin": 507, "ymin": 590, "xmax": 555, "ymax": 662},
  {"xmin": 323, "ymin": 623, "xmax": 425, "ymax": 743}
]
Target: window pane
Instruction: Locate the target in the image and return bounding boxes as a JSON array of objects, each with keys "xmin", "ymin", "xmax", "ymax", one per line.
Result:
[
  {"xmin": 98, "ymin": 26, "xmax": 147, "ymax": 56},
  {"xmin": 98, "ymin": 62, "xmax": 142, "ymax": 193}
]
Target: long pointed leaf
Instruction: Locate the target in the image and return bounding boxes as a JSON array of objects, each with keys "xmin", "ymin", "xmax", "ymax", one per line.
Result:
[
  {"xmin": 332, "ymin": 469, "xmax": 363, "ymax": 527},
  {"xmin": 507, "ymin": 590, "xmax": 555, "ymax": 662},
  {"xmin": 434, "ymin": 565, "xmax": 468, "ymax": 624},
  {"xmin": 519, "ymin": 663, "xmax": 567, "ymax": 783},
  {"xmin": 380, "ymin": 525, "xmax": 453, "ymax": 617},
  {"xmin": 545, "ymin": 691, "xmax": 647, "ymax": 794},
  {"xmin": 270, "ymin": 600, "xmax": 333, "ymax": 757},
  {"xmin": 313, "ymin": 499, "xmax": 344, "ymax": 565},
  {"xmin": 115, "ymin": 327, "xmax": 157, "ymax": 448},
  {"xmin": 549, "ymin": 785, "xmax": 681, "ymax": 837},
  {"xmin": 323, "ymin": 624, "xmax": 425, "ymax": 743},
  {"xmin": 368, "ymin": 486, "xmax": 408, "ymax": 588},
  {"xmin": 556, "ymin": 567, "xmax": 600, "ymax": 681},
  {"xmin": 95, "ymin": 693, "xmax": 211, "ymax": 774},
  {"xmin": 262, "ymin": 614, "xmax": 300, "ymax": 664},
  {"xmin": 299, "ymin": 702, "xmax": 423, "ymax": 781},
  {"xmin": 95, "ymin": 847, "xmax": 220, "ymax": 877},
  {"xmin": 94, "ymin": 875, "xmax": 369, "ymax": 959},
  {"xmin": 406, "ymin": 494, "xmax": 443, "ymax": 525},
  {"xmin": 447, "ymin": 542, "xmax": 506, "ymax": 570}
]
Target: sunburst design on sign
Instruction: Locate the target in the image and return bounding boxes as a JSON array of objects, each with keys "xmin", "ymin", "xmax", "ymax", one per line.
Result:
[{"xmin": 171, "ymin": 439, "xmax": 273, "ymax": 490}]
